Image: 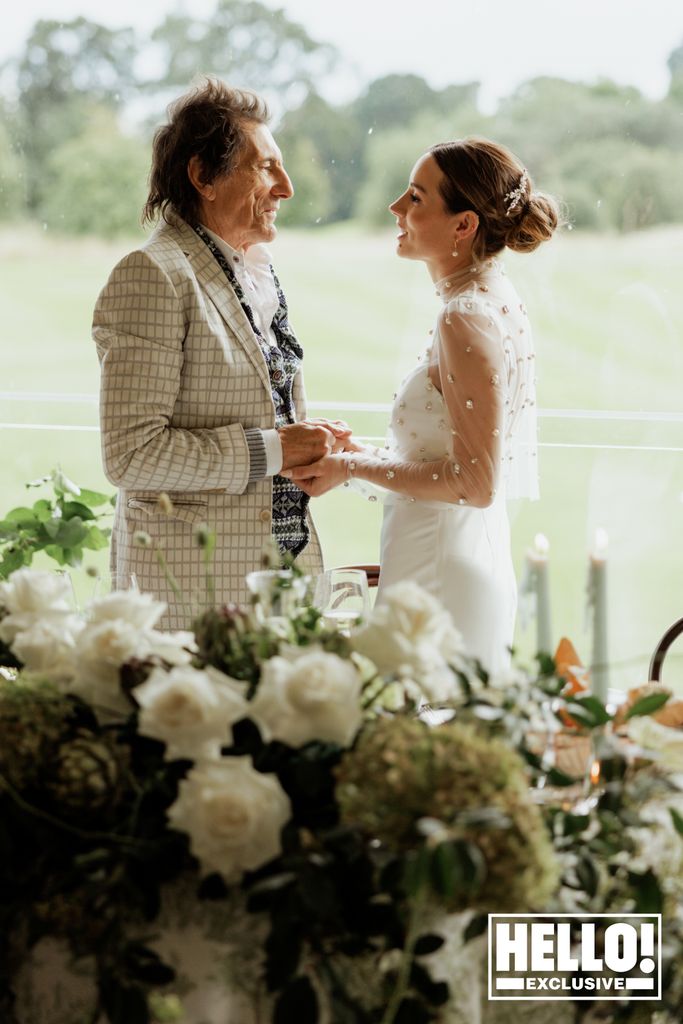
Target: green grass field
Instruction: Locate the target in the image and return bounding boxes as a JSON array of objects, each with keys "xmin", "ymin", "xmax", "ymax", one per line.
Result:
[{"xmin": 2, "ymin": 222, "xmax": 682, "ymax": 689}]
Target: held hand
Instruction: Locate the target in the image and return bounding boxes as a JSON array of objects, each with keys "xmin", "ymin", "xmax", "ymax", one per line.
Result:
[
  {"xmin": 302, "ymin": 417, "xmax": 354, "ymax": 454},
  {"xmin": 278, "ymin": 422, "xmax": 335, "ymax": 471},
  {"xmin": 281, "ymin": 454, "xmax": 349, "ymax": 497}
]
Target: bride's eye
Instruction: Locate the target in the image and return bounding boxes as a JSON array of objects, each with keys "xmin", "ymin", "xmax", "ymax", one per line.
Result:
[{"xmin": 410, "ymin": 192, "xmax": 421, "ymax": 204}]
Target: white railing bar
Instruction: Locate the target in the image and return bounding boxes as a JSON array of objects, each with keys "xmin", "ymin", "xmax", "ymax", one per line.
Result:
[
  {"xmin": 0, "ymin": 424, "xmax": 100, "ymax": 432},
  {"xmin": 2, "ymin": 393, "xmax": 683, "ymax": 425},
  {"xmin": 0, "ymin": 392, "xmax": 99, "ymax": 404}
]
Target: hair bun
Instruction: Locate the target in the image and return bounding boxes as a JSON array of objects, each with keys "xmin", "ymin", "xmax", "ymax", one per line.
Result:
[{"xmin": 505, "ymin": 191, "xmax": 560, "ymax": 253}]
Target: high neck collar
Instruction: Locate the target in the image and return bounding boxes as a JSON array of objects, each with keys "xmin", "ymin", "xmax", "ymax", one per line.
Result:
[{"xmin": 434, "ymin": 257, "xmax": 501, "ymax": 303}]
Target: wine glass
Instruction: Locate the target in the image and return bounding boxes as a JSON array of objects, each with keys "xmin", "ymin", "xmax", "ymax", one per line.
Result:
[
  {"xmin": 89, "ymin": 572, "xmax": 139, "ymax": 599},
  {"xmin": 314, "ymin": 569, "xmax": 370, "ymax": 633},
  {"xmin": 245, "ymin": 569, "xmax": 310, "ymax": 618}
]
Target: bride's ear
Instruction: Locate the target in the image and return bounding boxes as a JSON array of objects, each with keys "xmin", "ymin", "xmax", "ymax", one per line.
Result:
[{"xmin": 453, "ymin": 210, "xmax": 479, "ymax": 243}]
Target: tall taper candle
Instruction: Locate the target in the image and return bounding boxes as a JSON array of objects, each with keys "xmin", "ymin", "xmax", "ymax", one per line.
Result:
[
  {"xmin": 589, "ymin": 528, "xmax": 610, "ymax": 702},
  {"xmin": 528, "ymin": 533, "xmax": 553, "ymax": 655}
]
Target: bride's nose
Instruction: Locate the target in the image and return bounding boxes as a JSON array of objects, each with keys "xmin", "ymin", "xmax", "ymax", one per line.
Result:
[{"xmin": 389, "ymin": 195, "xmax": 404, "ymax": 215}]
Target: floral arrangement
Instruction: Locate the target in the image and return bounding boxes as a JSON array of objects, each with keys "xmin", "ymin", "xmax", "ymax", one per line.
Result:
[{"xmin": 1, "ymin": 563, "xmax": 683, "ymax": 1024}]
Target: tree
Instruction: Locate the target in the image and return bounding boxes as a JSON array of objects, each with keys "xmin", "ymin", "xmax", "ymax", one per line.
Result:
[
  {"xmin": 149, "ymin": 0, "xmax": 336, "ymax": 111},
  {"xmin": 668, "ymin": 39, "xmax": 683, "ymax": 102},
  {"xmin": 275, "ymin": 136, "xmax": 331, "ymax": 227},
  {"xmin": 277, "ymin": 93, "xmax": 365, "ymax": 222},
  {"xmin": 39, "ymin": 108, "xmax": 148, "ymax": 238},
  {"xmin": 13, "ymin": 18, "xmax": 138, "ymax": 210},
  {"xmin": 0, "ymin": 120, "xmax": 26, "ymax": 221}
]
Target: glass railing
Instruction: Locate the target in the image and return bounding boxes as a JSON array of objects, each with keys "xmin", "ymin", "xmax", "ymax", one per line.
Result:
[{"xmin": 2, "ymin": 392, "xmax": 682, "ymax": 693}]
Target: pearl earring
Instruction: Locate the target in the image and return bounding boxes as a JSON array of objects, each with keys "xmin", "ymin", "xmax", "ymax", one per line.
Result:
[{"xmin": 451, "ymin": 243, "xmax": 459, "ymax": 257}]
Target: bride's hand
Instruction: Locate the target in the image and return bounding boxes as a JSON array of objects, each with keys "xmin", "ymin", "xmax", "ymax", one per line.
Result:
[
  {"xmin": 281, "ymin": 454, "xmax": 348, "ymax": 497},
  {"xmin": 301, "ymin": 418, "xmax": 354, "ymax": 454}
]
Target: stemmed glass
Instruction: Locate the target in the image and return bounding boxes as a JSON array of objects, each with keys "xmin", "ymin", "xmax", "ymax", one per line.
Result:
[{"xmin": 314, "ymin": 569, "xmax": 370, "ymax": 633}]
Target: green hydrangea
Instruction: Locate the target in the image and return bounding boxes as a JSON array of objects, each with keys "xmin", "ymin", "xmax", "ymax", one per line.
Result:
[{"xmin": 336, "ymin": 717, "xmax": 559, "ymax": 911}]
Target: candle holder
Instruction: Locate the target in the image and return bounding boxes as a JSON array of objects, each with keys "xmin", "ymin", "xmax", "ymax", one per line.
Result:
[{"xmin": 530, "ymin": 716, "xmax": 603, "ymax": 811}]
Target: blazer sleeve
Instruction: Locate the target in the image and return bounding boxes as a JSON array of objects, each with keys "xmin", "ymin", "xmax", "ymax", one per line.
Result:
[{"xmin": 93, "ymin": 249, "xmax": 253, "ymax": 495}]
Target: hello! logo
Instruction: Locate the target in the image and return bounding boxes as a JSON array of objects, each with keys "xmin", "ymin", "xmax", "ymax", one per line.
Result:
[{"xmin": 488, "ymin": 914, "xmax": 661, "ymax": 1000}]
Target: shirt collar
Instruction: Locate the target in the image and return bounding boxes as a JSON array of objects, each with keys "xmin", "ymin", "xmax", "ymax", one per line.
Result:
[{"xmin": 200, "ymin": 225, "xmax": 273, "ymax": 271}]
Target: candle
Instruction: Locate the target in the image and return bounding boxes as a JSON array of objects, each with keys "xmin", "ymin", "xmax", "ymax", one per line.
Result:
[
  {"xmin": 527, "ymin": 533, "xmax": 553, "ymax": 655},
  {"xmin": 588, "ymin": 528, "xmax": 609, "ymax": 702}
]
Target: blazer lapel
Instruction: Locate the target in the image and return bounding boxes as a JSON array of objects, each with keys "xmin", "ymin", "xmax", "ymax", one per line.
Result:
[{"xmin": 156, "ymin": 218, "xmax": 272, "ymax": 395}]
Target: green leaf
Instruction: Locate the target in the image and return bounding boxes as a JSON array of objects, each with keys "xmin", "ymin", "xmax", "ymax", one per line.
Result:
[
  {"xmin": 428, "ymin": 842, "xmax": 460, "ymax": 901},
  {"xmin": 630, "ymin": 869, "xmax": 663, "ymax": 914},
  {"xmin": 78, "ymin": 487, "xmax": 113, "ymax": 506},
  {"xmin": 545, "ymin": 766, "xmax": 578, "ymax": 787},
  {"xmin": 566, "ymin": 695, "xmax": 612, "ymax": 725},
  {"xmin": 83, "ymin": 525, "xmax": 110, "ymax": 551},
  {"xmin": 61, "ymin": 500, "xmax": 97, "ymax": 522},
  {"xmin": 625, "ymin": 692, "xmax": 671, "ymax": 720},
  {"xmin": 0, "ymin": 521, "xmax": 22, "ymax": 541},
  {"xmin": 44, "ymin": 544, "xmax": 69, "ymax": 565},
  {"xmin": 5, "ymin": 506, "xmax": 38, "ymax": 525},
  {"xmin": 575, "ymin": 852, "xmax": 600, "ymax": 898},
  {"xmin": 404, "ymin": 846, "xmax": 431, "ymax": 898},
  {"xmin": 31, "ymin": 499, "xmax": 54, "ymax": 522},
  {"xmin": 0, "ymin": 547, "xmax": 29, "ymax": 578},
  {"xmin": 52, "ymin": 517, "xmax": 88, "ymax": 547},
  {"xmin": 670, "ymin": 807, "xmax": 683, "ymax": 838}
]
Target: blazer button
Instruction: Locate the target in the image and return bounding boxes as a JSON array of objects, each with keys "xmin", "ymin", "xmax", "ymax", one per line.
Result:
[{"xmin": 259, "ymin": 508, "xmax": 272, "ymax": 523}]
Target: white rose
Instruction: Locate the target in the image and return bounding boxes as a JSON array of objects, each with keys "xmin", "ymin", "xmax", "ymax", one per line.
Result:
[
  {"xmin": 0, "ymin": 569, "xmax": 75, "ymax": 645},
  {"xmin": 146, "ymin": 629, "xmax": 196, "ymax": 666},
  {"xmin": 351, "ymin": 581, "xmax": 464, "ymax": 676},
  {"xmin": 249, "ymin": 648, "xmax": 363, "ymax": 748},
  {"xmin": 68, "ymin": 619, "xmax": 151, "ymax": 713},
  {"xmin": 627, "ymin": 716, "xmax": 683, "ymax": 772},
  {"xmin": 87, "ymin": 590, "xmax": 167, "ymax": 630},
  {"xmin": 167, "ymin": 757, "xmax": 291, "ymax": 881},
  {"xmin": 135, "ymin": 665, "xmax": 249, "ymax": 760},
  {"xmin": 10, "ymin": 619, "xmax": 81, "ymax": 680},
  {"xmin": 0, "ymin": 568, "xmax": 73, "ymax": 615}
]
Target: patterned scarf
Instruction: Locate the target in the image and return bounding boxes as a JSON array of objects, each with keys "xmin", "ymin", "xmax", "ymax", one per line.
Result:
[{"xmin": 195, "ymin": 225, "xmax": 310, "ymax": 557}]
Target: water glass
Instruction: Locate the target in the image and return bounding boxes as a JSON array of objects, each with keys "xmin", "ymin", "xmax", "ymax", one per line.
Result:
[{"xmin": 314, "ymin": 569, "xmax": 370, "ymax": 633}]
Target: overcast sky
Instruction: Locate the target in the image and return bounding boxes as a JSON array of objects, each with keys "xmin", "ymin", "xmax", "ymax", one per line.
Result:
[{"xmin": 3, "ymin": 0, "xmax": 683, "ymax": 109}]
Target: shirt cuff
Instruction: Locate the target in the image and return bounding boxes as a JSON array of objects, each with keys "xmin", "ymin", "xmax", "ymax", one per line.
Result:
[
  {"xmin": 262, "ymin": 428, "xmax": 283, "ymax": 476},
  {"xmin": 244, "ymin": 428, "xmax": 268, "ymax": 482},
  {"xmin": 244, "ymin": 428, "xmax": 283, "ymax": 481}
]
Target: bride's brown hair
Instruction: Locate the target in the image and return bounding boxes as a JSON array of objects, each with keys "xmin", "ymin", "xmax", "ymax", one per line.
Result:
[{"xmin": 430, "ymin": 137, "xmax": 561, "ymax": 260}]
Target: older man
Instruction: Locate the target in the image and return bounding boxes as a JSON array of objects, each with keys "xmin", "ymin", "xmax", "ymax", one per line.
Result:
[{"xmin": 93, "ymin": 78, "xmax": 342, "ymax": 627}]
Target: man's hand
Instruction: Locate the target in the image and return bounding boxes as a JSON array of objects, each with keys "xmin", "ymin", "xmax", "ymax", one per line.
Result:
[
  {"xmin": 278, "ymin": 422, "xmax": 336, "ymax": 471},
  {"xmin": 302, "ymin": 418, "xmax": 354, "ymax": 454}
]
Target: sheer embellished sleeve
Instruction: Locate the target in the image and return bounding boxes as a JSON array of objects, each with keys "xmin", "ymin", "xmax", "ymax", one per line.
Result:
[{"xmin": 345, "ymin": 298, "xmax": 506, "ymax": 507}]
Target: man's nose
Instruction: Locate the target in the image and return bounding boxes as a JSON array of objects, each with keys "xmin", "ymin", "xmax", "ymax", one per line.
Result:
[{"xmin": 275, "ymin": 168, "xmax": 294, "ymax": 199}]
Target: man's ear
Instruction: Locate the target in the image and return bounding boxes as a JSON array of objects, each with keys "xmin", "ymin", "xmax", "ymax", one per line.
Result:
[{"xmin": 187, "ymin": 155, "xmax": 215, "ymax": 200}]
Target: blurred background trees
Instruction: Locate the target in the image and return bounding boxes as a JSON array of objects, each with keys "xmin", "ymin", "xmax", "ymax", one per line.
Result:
[{"xmin": 1, "ymin": 0, "xmax": 682, "ymax": 237}]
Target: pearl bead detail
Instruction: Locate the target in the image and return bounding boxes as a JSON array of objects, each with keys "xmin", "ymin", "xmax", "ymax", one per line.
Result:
[
  {"xmin": 466, "ymin": 399, "xmax": 474, "ymax": 410},
  {"xmin": 386, "ymin": 470, "xmax": 395, "ymax": 479}
]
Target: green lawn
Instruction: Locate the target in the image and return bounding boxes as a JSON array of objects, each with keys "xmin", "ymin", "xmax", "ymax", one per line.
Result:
[{"xmin": 2, "ymin": 222, "xmax": 682, "ymax": 689}]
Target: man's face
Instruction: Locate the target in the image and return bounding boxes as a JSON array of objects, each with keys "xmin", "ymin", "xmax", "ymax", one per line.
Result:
[{"xmin": 207, "ymin": 123, "xmax": 294, "ymax": 250}]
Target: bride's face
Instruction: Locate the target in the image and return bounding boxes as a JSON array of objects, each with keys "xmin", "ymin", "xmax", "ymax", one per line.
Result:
[{"xmin": 389, "ymin": 153, "xmax": 460, "ymax": 263}]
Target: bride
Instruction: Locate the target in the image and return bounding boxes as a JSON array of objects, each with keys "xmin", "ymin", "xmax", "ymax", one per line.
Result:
[{"xmin": 285, "ymin": 138, "xmax": 560, "ymax": 672}]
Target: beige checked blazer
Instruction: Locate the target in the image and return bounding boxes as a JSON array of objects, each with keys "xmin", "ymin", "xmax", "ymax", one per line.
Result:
[{"xmin": 93, "ymin": 214, "xmax": 323, "ymax": 630}]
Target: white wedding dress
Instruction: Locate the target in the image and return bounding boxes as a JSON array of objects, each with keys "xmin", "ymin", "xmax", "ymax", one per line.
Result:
[{"xmin": 352, "ymin": 258, "xmax": 538, "ymax": 672}]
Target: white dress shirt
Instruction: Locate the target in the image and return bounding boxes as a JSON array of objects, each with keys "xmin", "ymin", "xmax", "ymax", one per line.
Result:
[{"xmin": 202, "ymin": 226, "xmax": 284, "ymax": 476}]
